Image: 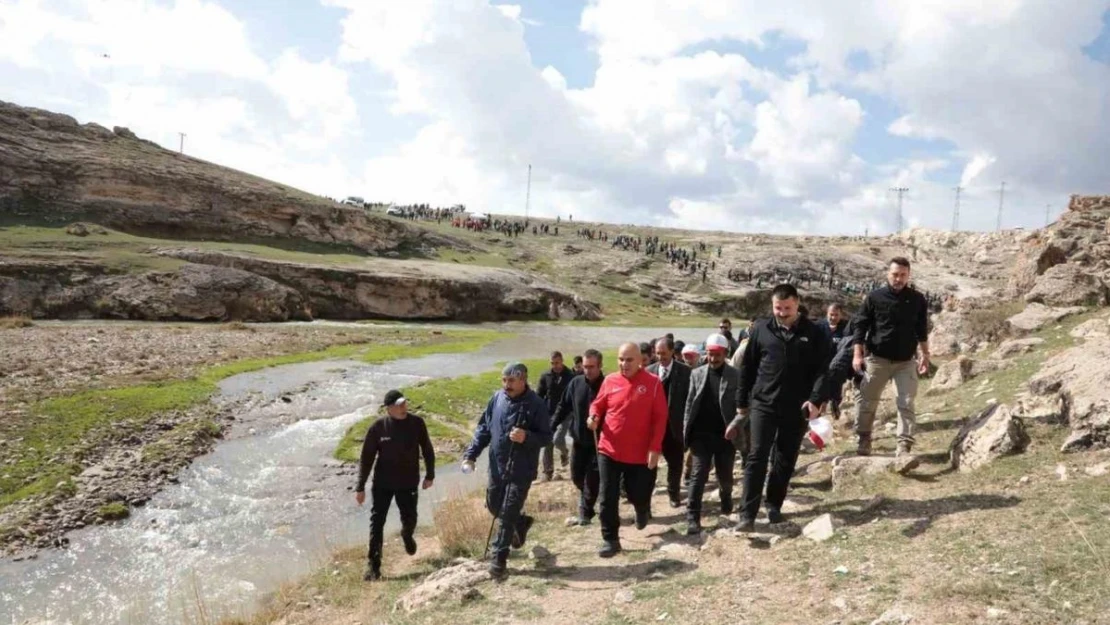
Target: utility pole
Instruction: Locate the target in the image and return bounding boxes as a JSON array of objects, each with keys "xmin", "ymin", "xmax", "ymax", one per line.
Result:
[
  {"xmin": 890, "ymin": 187, "xmax": 909, "ymax": 233},
  {"xmin": 178, "ymin": 132, "xmax": 186, "ymax": 154},
  {"xmin": 952, "ymin": 186, "xmax": 962, "ymax": 231},
  {"xmin": 524, "ymin": 164, "xmax": 531, "ymax": 221},
  {"xmin": 1045, "ymin": 203, "xmax": 1052, "ymax": 227},
  {"xmin": 996, "ymin": 181, "xmax": 1006, "ymax": 231}
]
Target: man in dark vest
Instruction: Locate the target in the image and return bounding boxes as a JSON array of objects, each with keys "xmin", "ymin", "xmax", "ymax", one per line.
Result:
[{"xmin": 645, "ymin": 337, "xmax": 692, "ymax": 509}]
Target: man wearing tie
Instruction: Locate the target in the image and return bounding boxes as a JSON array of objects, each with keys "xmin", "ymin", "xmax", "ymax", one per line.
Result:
[{"xmin": 645, "ymin": 337, "xmax": 692, "ymax": 509}]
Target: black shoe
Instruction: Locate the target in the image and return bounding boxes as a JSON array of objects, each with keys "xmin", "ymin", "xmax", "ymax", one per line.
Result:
[
  {"xmin": 560, "ymin": 453, "xmax": 569, "ymax": 468},
  {"xmin": 363, "ymin": 564, "xmax": 381, "ymax": 582},
  {"xmin": 402, "ymin": 533, "xmax": 417, "ymax": 556},
  {"xmin": 669, "ymin": 497, "xmax": 683, "ymax": 509},
  {"xmin": 686, "ymin": 517, "xmax": 702, "ymax": 536},
  {"xmin": 737, "ymin": 518, "xmax": 756, "ymax": 533},
  {"xmin": 488, "ymin": 555, "xmax": 508, "ymax": 580},
  {"xmin": 512, "ymin": 515, "xmax": 534, "ymax": 549},
  {"xmin": 767, "ymin": 509, "xmax": 785, "ymax": 525},
  {"xmin": 598, "ymin": 542, "xmax": 622, "ymax": 558},
  {"xmin": 634, "ymin": 507, "xmax": 650, "ymax": 530},
  {"xmin": 721, "ymin": 499, "xmax": 733, "ymax": 516}
]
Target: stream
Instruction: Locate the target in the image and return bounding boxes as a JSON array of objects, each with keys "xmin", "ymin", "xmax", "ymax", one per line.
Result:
[{"xmin": 0, "ymin": 323, "xmax": 699, "ymax": 625}]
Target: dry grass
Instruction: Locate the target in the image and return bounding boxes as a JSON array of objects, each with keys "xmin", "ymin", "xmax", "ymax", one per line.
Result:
[
  {"xmin": 0, "ymin": 315, "xmax": 33, "ymax": 329},
  {"xmin": 433, "ymin": 489, "xmax": 490, "ymax": 559}
]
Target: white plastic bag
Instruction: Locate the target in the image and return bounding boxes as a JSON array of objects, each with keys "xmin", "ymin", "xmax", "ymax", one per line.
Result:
[{"xmin": 808, "ymin": 416, "xmax": 834, "ymax": 451}]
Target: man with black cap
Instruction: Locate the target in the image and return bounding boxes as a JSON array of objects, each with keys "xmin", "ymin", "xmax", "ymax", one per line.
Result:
[
  {"xmin": 462, "ymin": 362, "xmax": 552, "ymax": 579},
  {"xmin": 355, "ymin": 389, "xmax": 435, "ymax": 581}
]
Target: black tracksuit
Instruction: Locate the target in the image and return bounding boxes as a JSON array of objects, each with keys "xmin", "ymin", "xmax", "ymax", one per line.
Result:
[
  {"xmin": 356, "ymin": 414, "xmax": 435, "ymax": 568},
  {"xmin": 552, "ymin": 373, "xmax": 604, "ymax": 519},
  {"xmin": 735, "ymin": 316, "xmax": 830, "ymax": 521},
  {"xmin": 538, "ymin": 367, "xmax": 575, "ymax": 476}
]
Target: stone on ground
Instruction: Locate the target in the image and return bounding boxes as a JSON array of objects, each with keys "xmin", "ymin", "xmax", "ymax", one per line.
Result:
[
  {"xmin": 1084, "ymin": 461, "xmax": 1109, "ymax": 477},
  {"xmin": 832, "ymin": 455, "xmax": 920, "ymax": 489},
  {"xmin": 992, "ymin": 337, "xmax": 1045, "ymax": 359},
  {"xmin": 950, "ymin": 404, "xmax": 1031, "ymax": 472},
  {"xmin": 1006, "ymin": 303, "xmax": 1085, "ymax": 334},
  {"xmin": 394, "ymin": 559, "xmax": 490, "ymax": 613},
  {"xmin": 1069, "ymin": 316, "xmax": 1110, "ymax": 340},
  {"xmin": 802, "ymin": 514, "xmax": 836, "ymax": 543},
  {"xmin": 927, "ymin": 356, "xmax": 974, "ymax": 394},
  {"xmin": 1024, "ymin": 262, "xmax": 1109, "ymax": 307},
  {"xmin": 870, "ymin": 606, "xmax": 914, "ymax": 625},
  {"xmin": 1011, "ymin": 392, "xmax": 1065, "ymax": 424},
  {"xmin": 1027, "ymin": 336, "xmax": 1110, "ymax": 451}
]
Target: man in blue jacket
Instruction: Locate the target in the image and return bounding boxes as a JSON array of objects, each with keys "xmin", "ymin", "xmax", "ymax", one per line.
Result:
[{"xmin": 462, "ymin": 362, "xmax": 553, "ymax": 580}]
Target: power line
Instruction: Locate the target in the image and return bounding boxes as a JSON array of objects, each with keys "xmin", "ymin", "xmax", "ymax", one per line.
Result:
[
  {"xmin": 952, "ymin": 186, "xmax": 962, "ymax": 231},
  {"xmin": 890, "ymin": 186, "xmax": 909, "ymax": 233},
  {"xmin": 996, "ymin": 181, "xmax": 1006, "ymax": 231}
]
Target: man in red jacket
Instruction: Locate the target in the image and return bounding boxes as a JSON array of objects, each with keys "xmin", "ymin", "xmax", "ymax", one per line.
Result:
[{"xmin": 588, "ymin": 342, "xmax": 669, "ymax": 558}]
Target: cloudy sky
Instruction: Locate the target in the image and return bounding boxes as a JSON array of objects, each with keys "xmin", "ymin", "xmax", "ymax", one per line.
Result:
[{"xmin": 2, "ymin": 0, "xmax": 1108, "ymax": 235}]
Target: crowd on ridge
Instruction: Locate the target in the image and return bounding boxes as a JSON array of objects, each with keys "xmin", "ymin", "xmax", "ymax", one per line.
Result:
[{"xmin": 354, "ymin": 256, "xmax": 932, "ymax": 581}]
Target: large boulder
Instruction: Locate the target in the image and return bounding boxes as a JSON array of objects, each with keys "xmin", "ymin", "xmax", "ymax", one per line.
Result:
[
  {"xmin": 927, "ymin": 356, "xmax": 974, "ymax": 394},
  {"xmin": 831, "ymin": 455, "xmax": 920, "ymax": 489},
  {"xmin": 1006, "ymin": 303, "xmax": 1085, "ymax": 334},
  {"xmin": 950, "ymin": 404, "xmax": 1031, "ymax": 472},
  {"xmin": 1027, "ymin": 336, "xmax": 1110, "ymax": 451},
  {"xmin": 395, "ymin": 559, "xmax": 489, "ymax": 612},
  {"xmin": 1069, "ymin": 316, "xmax": 1110, "ymax": 340},
  {"xmin": 1024, "ymin": 263, "xmax": 1109, "ymax": 307}
]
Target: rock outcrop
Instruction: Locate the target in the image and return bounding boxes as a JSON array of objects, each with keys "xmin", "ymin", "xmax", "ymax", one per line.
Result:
[
  {"xmin": 1024, "ymin": 263, "xmax": 1108, "ymax": 307},
  {"xmin": 992, "ymin": 337, "xmax": 1045, "ymax": 359},
  {"xmin": 928, "ymin": 356, "xmax": 974, "ymax": 394},
  {"xmin": 1027, "ymin": 336, "xmax": 1110, "ymax": 451},
  {"xmin": 950, "ymin": 404, "xmax": 1031, "ymax": 471},
  {"xmin": 0, "ymin": 259, "xmax": 311, "ymax": 322},
  {"xmin": 1006, "ymin": 303, "xmax": 1085, "ymax": 334},
  {"xmin": 1008, "ymin": 195, "xmax": 1110, "ymax": 299},
  {"xmin": 0, "ymin": 100, "xmax": 451, "ymax": 255}
]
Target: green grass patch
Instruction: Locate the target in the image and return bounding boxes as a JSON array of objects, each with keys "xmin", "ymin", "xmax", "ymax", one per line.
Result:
[
  {"xmin": 335, "ymin": 358, "xmax": 548, "ymax": 464},
  {"xmin": 97, "ymin": 501, "xmax": 130, "ymax": 520},
  {"xmin": 0, "ymin": 329, "xmax": 505, "ymax": 511}
]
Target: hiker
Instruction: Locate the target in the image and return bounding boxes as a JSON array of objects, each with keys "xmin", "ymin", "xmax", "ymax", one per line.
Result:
[
  {"xmin": 587, "ymin": 342, "xmax": 668, "ymax": 558},
  {"xmin": 552, "ymin": 349, "xmax": 605, "ymax": 525},
  {"xmin": 682, "ymin": 334, "xmax": 742, "ymax": 534},
  {"xmin": 462, "ymin": 363, "xmax": 553, "ymax": 579},
  {"xmin": 718, "ymin": 318, "xmax": 740, "ymax": 357},
  {"xmin": 730, "ymin": 284, "xmax": 831, "ymax": 531},
  {"xmin": 851, "ymin": 257, "xmax": 931, "ymax": 457},
  {"xmin": 646, "ymin": 337, "xmax": 692, "ymax": 509},
  {"xmin": 816, "ymin": 303, "xmax": 851, "ymax": 419},
  {"xmin": 355, "ymin": 390, "xmax": 435, "ymax": 581},
  {"xmin": 538, "ymin": 351, "xmax": 575, "ymax": 481}
]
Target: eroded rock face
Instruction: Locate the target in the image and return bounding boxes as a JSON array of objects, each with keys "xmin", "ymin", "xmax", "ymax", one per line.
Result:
[
  {"xmin": 0, "ymin": 260, "xmax": 310, "ymax": 322},
  {"xmin": 1024, "ymin": 263, "xmax": 1109, "ymax": 307},
  {"xmin": 0, "ymin": 100, "xmax": 449, "ymax": 255},
  {"xmin": 950, "ymin": 404, "xmax": 1031, "ymax": 472},
  {"xmin": 1008, "ymin": 195, "xmax": 1110, "ymax": 299},
  {"xmin": 1027, "ymin": 336, "xmax": 1110, "ymax": 452}
]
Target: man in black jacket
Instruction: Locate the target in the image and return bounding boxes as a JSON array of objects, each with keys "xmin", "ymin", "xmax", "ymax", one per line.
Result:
[
  {"xmin": 851, "ymin": 257, "xmax": 931, "ymax": 456},
  {"xmin": 729, "ymin": 284, "xmax": 831, "ymax": 531},
  {"xmin": 538, "ymin": 351, "xmax": 575, "ymax": 481},
  {"xmin": 816, "ymin": 303, "xmax": 851, "ymax": 419},
  {"xmin": 552, "ymin": 349, "xmax": 605, "ymax": 525},
  {"xmin": 683, "ymin": 333, "xmax": 742, "ymax": 534},
  {"xmin": 355, "ymin": 389, "xmax": 435, "ymax": 581},
  {"xmin": 645, "ymin": 337, "xmax": 691, "ymax": 509}
]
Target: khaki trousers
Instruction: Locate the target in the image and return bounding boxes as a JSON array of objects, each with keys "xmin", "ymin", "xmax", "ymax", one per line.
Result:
[{"xmin": 855, "ymin": 356, "xmax": 918, "ymax": 443}]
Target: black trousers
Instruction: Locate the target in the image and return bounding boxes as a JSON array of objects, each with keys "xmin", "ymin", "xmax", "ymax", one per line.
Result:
[
  {"xmin": 740, "ymin": 407, "xmax": 808, "ymax": 521},
  {"xmin": 570, "ymin": 441, "xmax": 600, "ymax": 519},
  {"xmin": 686, "ymin": 433, "xmax": 736, "ymax": 518},
  {"xmin": 598, "ymin": 454, "xmax": 652, "ymax": 545},
  {"xmin": 485, "ymin": 479, "xmax": 532, "ymax": 559},
  {"xmin": 368, "ymin": 487, "xmax": 418, "ymax": 566},
  {"xmin": 653, "ymin": 427, "xmax": 685, "ymax": 502}
]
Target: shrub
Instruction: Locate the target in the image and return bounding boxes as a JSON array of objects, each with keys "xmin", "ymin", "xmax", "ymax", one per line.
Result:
[
  {"xmin": 434, "ymin": 489, "xmax": 490, "ymax": 558},
  {"xmin": 98, "ymin": 501, "xmax": 130, "ymax": 521},
  {"xmin": 0, "ymin": 316, "xmax": 33, "ymax": 329}
]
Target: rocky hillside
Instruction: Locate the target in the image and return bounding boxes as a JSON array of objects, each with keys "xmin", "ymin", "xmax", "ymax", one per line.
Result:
[{"xmin": 0, "ymin": 100, "xmax": 444, "ymax": 255}]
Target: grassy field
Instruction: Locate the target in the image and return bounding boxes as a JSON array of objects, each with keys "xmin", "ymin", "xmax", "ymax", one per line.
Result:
[
  {"xmin": 222, "ymin": 309, "xmax": 1110, "ymax": 625},
  {"xmin": 335, "ymin": 358, "xmax": 549, "ymax": 465},
  {"xmin": 0, "ymin": 329, "xmax": 505, "ymax": 511}
]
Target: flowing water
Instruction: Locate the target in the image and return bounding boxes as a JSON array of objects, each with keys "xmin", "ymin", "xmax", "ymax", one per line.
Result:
[{"xmin": 0, "ymin": 323, "xmax": 704, "ymax": 625}]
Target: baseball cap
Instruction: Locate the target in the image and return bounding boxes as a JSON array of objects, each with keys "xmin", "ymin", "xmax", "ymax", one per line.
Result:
[
  {"xmin": 705, "ymin": 333, "xmax": 730, "ymax": 352},
  {"xmin": 382, "ymin": 389, "xmax": 407, "ymax": 406},
  {"xmin": 502, "ymin": 362, "xmax": 528, "ymax": 379}
]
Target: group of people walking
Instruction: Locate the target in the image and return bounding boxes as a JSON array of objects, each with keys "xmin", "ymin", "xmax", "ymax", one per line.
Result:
[{"xmin": 354, "ymin": 256, "xmax": 932, "ymax": 581}]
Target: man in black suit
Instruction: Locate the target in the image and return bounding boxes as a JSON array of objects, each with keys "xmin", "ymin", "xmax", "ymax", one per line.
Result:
[{"xmin": 645, "ymin": 337, "xmax": 691, "ymax": 509}]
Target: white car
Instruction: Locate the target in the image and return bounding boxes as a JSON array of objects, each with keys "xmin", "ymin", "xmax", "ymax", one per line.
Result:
[{"xmin": 386, "ymin": 207, "xmax": 405, "ymax": 216}]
